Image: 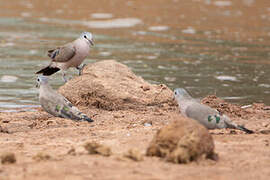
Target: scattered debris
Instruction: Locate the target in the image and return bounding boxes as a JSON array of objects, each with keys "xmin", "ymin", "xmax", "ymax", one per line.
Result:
[
  {"xmin": 124, "ymin": 148, "xmax": 144, "ymax": 161},
  {"xmin": 67, "ymin": 147, "xmax": 76, "ymax": 155},
  {"xmin": 1, "ymin": 153, "xmax": 16, "ymax": 164},
  {"xmin": 260, "ymin": 130, "xmax": 270, "ymax": 134},
  {"xmin": 142, "ymin": 120, "xmax": 152, "ymax": 127},
  {"xmin": 0, "ymin": 125, "xmax": 9, "ymax": 133},
  {"xmin": 33, "ymin": 152, "xmax": 51, "ymax": 162},
  {"xmin": 2, "ymin": 119, "xmax": 10, "ymax": 123},
  {"xmin": 84, "ymin": 142, "xmax": 112, "ymax": 156}
]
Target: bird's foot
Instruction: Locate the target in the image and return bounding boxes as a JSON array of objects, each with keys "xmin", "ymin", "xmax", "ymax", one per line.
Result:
[
  {"xmin": 63, "ymin": 76, "xmax": 68, "ymax": 83},
  {"xmin": 77, "ymin": 64, "xmax": 87, "ymax": 76},
  {"xmin": 63, "ymin": 76, "xmax": 73, "ymax": 83}
]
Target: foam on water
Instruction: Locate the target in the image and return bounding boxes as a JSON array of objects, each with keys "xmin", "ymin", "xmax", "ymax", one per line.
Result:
[
  {"xmin": 91, "ymin": 13, "xmax": 113, "ymax": 19},
  {"xmin": 214, "ymin": 1, "xmax": 232, "ymax": 7},
  {"xmin": 84, "ymin": 18, "xmax": 142, "ymax": 28},
  {"xmin": 148, "ymin": 26, "xmax": 169, "ymax": 31},
  {"xmin": 182, "ymin": 27, "xmax": 196, "ymax": 34},
  {"xmin": 215, "ymin": 75, "xmax": 238, "ymax": 81},
  {"xmin": 1, "ymin": 75, "xmax": 18, "ymax": 83}
]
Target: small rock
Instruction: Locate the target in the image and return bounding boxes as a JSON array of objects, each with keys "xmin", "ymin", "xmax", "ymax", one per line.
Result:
[
  {"xmin": 263, "ymin": 106, "xmax": 270, "ymax": 110},
  {"xmin": 84, "ymin": 142, "xmax": 112, "ymax": 156},
  {"xmin": 46, "ymin": 120, "xmax": 55, "ymax": 125},
  {"xmin": 28, "ymin": 122, "xmax": 37, "ymax": 129},
  {"xmin": 263, "ymin": 140, "xmax": 269, "ymax": 146},
  {"xmin": 124, "ymin": 148, "xmax": 144, "ymax": 161},
  {"xmin": 141, "ymin": 85, "xmax": 150, "ymax": 91},
  {"xmin": 33, "ymin": 152, "xmax": 51, "ymax": 162},
  {"xmin": 67, "ymin": 147, "xmax": 76, "ymax": 155},
  {"xmin": 142, "ymin": 120, "xmax": 153, "ymax": 127},
  {"xmin": 260, "ymin": 130, "xmax": 270, "ymax": 134},
  {"xmin": 0, "ymin": 125, "xmax": 9, "ymax": 133},
  {"xmin": 2, "ymin": 119, "xmax": 10, "ymax": 123},
  {"xmin": 1, "ymin": 152, "xmax": 16, "ymax": 164}
]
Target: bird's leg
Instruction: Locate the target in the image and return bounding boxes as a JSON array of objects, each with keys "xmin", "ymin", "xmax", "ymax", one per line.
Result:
[
  {"xmin": 62, "ymin": 71, "xmax": 68, "ymax": 82},
  {"xmin": 76, "ymin": 64, "xmax": 86, "ymax": 76}
]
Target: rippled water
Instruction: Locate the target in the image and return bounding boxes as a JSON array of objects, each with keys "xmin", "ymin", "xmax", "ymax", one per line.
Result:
[{"xmin": 0, "ymin": 1, "xmax": 270, "ymax": 111}]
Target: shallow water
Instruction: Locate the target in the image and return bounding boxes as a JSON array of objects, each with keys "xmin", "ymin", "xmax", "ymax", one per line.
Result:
[{"xmin": 0, "ymin": 0, "xmax": 270, "ymax": 111}]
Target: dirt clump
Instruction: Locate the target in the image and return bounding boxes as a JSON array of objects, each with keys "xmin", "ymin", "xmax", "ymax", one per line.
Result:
[
  {"xmin": 1, "ymin": 152, "xmax": 16, "ymax": 164},
  {"xmin": 124, "ymin": 148, "xmax": 144, "ymax": 161},
  {"xmin": 59, "ymin": 60, "xmax": 176, "ymax": 111},
  {"xmin": 84, "ymin": 142, "xmax": 112, "ymax": 156},
  {"xmin": 147, "ymin": 116, "xmax": 217, "ymax": 164},
  {"xmin": 0, "ymin": 125, "xmax": 9, "ymax": 133},
  {"xmin": 33, "ymin": 152, "xmax": 51, "ymax": 162}
]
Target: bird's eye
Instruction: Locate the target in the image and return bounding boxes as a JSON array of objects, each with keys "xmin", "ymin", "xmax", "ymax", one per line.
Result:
[
  {"xmin": 37, "ymin": 78, "xmax": 40, "ymax": 82},
  {"xmin": 84, "ymin": 35, "xmax": 87, "ymax": 38},
  {"xmin": 174, "ymin": 92, "xmax": 177, "ymax": 95}
]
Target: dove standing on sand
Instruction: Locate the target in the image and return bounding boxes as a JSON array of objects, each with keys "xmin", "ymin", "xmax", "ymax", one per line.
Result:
[
  {"xmin": 36, "ymin": 75, "xmax": 93, "ymax": 122},
  {"xmin": 36, "ymin": 32, "xmax": 94, "ymax": 82},
  {"xmin": 174, "ymin": 88, "xmax": 253, "ymax": 134}
]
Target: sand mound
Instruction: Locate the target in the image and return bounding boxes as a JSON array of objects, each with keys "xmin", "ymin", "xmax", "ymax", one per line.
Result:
[
  {"xmin": 146, "ymin": 116, "xmax": 216, "ymax": 163},
  {"xmin": 59, "ymin": 60, "xmax": 175, "ymax": 111},
  {"xmin": 201, "ymin": 95, "xmax": 247, "ymax": 118},
  {"xmin": 202, "ymin": 95, "xmax": 270, "ymax": 119}
]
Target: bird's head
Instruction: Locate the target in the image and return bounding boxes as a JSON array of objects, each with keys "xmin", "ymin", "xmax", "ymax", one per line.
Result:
[
  {"xmin": 173, "ymin": 88, "xmax": 192, "ymax": 102},
  {"xmin": 36, "ymin": 75, "xmax": 49, "ymax": 88},
  {"xmin": 80, "ymin": 32, "xmax": 94, "ymax": 46}
]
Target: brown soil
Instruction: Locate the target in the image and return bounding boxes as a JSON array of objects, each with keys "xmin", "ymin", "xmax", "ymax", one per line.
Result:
[{"xmin": 0, "ymin": 60, "xmax": 270, "ymax": 179}]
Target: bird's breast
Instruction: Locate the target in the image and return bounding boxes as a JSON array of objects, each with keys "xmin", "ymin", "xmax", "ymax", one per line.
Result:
[{"xmin": 67, "ymin": 40, "xmax": 90, "ymax": 68}]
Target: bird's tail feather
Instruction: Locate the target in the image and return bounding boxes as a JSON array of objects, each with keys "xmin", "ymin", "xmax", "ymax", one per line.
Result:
[
  {"xmin": 60, "ymin": 106, "xmax": 94, "ymax": 123},
  {"xmin": 36, "ymin": 66, "xmax": 60, "ymax": 76},
  {"xmin": 236, "ymin": 125, "xmax": 254, "ymax": 134},
  {"xmin": 224, "ymin": 119, "xmax": 254, "ymax": 134},
  {"xmin": 81, "ymin": 114, "xmax": 94, "ymax": 123}
]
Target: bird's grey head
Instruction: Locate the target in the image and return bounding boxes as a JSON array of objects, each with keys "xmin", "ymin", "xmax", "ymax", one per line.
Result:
[
  {"xmin": 80, "ymin": 32, "xmax": 94, "ymax": 46},
  {"xmin": 36, "ymin": 75, "xmax": 49, "ymax": 88},
  {"xmin": 174, "ymin": 88, "xmax": 192, "ymax": 102}
]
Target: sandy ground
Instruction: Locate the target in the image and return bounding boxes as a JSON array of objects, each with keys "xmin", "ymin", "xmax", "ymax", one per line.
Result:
[
  {"xmin": 1, "ymin": 61, "xmax": 270, "ymax": 180},
  {"xmin": 0, "ymin": 102, "xmax": 269, "ymax": 180}
]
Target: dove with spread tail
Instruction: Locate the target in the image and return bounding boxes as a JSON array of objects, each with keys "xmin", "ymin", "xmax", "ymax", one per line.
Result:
[
  {"xmin": 36, "ymin": 32, "xmax": 94, "ymax": 82},
  {"xmin": 36, "ymin": 75, "xmax": 93, "ymax": 122},
  {"xmin": 174, "ymin": 88, "xmax": 253, "ymax": 134}
]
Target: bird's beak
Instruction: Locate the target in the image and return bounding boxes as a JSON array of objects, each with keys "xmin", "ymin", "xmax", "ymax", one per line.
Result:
[
  {"xmin": 88, "ymin": 39, "xmax": 94, "ymax": 46},
  {"xmin": 35, "ymin": 83, "xmax": 40, "ymax": 88}
]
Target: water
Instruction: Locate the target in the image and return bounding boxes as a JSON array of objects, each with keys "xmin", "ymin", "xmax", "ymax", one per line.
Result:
[{"xmin": 0, "ymin": 0, "xmax": 270, "ymax": 111}]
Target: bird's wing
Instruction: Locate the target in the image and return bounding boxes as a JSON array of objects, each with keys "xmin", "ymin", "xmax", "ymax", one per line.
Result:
[
  {"xmin": 48, "ymin": 43, "xmax": 76, "ymax": 62},
  {"xmin": 40, "ymin": 88, "xmax": 93, "ymax": 122},
  {"xmin": 185, "ymin": 102, "xmax": 225, "ymax": 129}
]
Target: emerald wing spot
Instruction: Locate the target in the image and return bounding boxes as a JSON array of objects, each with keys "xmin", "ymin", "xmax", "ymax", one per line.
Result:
[
  {"xmin": 55, "ymin": 105, "xmax": 61, "ymax": 112},
  {"xmin": 63, "ymin": 106, "xmax": 69, "ymax": 112},
  {"xmin": 208, "ymin": 115, "xmax": 213, "ymax": 122},
  {"xmin": 215, "ymin": 115, "xmax": 221, "ymax": 124}
]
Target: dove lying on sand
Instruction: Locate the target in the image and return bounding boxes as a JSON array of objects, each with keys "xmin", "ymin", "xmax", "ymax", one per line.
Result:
[
  {"xmin": 174, "ymin": 88, "xmax": 253, "ymax": 134},
  {"xmin": 36, "ymin": 32, "xmax": 94, "ymax": 82},
  {"xmin": 36, "ymin": 75, "xmax": 93, "ymax": 122}
]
